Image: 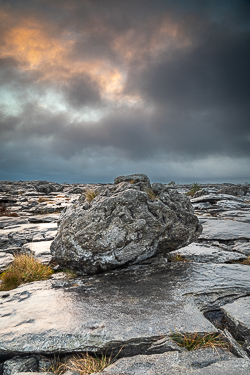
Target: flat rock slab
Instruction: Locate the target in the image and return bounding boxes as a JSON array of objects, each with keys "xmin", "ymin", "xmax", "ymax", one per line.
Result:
[
  {"xmin": 95, "ymin": 350, "xmax": 250, "ymax": 375},
  {"xmin": 0, "ymin": 223, "xmax": 57, "ymax": 249},
  {"xmin": 232, "ymin": 242, "xmax": 250, "ymax": 256},
  {"xmin": 191, "ymin": 194, "xmax": 245, "ymax": 203},
  {"xmin": 1, "ymin": 263, "xmax": 250, "ymax": 356},
  {"xmin": 199, "ymin": 218, "xmax": 250, "ymax": 240},
  {"xmin": 28, "ymin": 214, "xmax": 60, "ymax": 223},
  {"xmin": 221, "ymin": 297, "xmax": 250, "ymax": 341},
  {"xmin": 22, "ymin": 241, "xmax": 53, "ymax": 264},
  {"xmin": 169, "ymin": 243, "xmax": 246, "ymax": 263},
  {"xmin": 0, "ymin": 252, "xmax": 14, "ymax": 272},
  {"xmin": 219, "ymin": 210, "xmax": 250, "ymax": 224},
  {"xmin": 0, "ymin": 217, "xmax": 29, "ymax": 229}
]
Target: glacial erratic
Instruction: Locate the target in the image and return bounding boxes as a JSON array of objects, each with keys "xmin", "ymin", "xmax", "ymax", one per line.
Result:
[{"xmin": 50, "ymin": 174, "xmax": 202, "ymax": 274}]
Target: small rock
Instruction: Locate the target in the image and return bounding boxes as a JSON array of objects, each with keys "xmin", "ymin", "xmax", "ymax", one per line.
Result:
[{"xmin": 3, "ymin": 356, "xmax": 38, "ymax": 375}]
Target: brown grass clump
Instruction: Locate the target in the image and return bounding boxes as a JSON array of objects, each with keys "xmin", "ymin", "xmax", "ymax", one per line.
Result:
[
  {"xmin": 169, "ymin": 253, "xmax": 190, "ymax": 262},
  {"xmin": 85, "ymin": 189, "xmax": 98, "ymax": 202},
  {"xmin": 234, "ymin": 256, "xmax": 250, "ymax": 265},
  {"xmin": 0, "ymin": 203, "xmax": 18, "ymax": 217},
  {"xmin": 40, "ymin": 352, "xmax": 117, "ymax": 375},
  {"xmin": 241, "ymin": 256, "xmax": 250, "ymax": 265},
  {"xmin": 67, "ymin": 353, "xmax": 114, "ymax": 375},
  {"xmin": 40, "ymin": 356, "xmax": 67, "ymax": 375},
  {"xmin": 38, "ymin": 197, "xmax": 51, "ymax": 203},
  {"xmin": 0, "ymin": 254, "xmax": 53, "ymax": 291},
  {"xmin": 170, "ymin": 331, "xmax": 230, "ymax": 351},
  {"xmin": 147, "ymin": 189, "xmax": 158, "ymax": 200}
]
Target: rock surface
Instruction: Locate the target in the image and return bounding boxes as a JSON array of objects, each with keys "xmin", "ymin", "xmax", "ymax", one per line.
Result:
[
  {"xmin": 168, "ymin": 243, "xmax": 247, "ymax": 263},
  {"xmin": 0, "ymin": 179, "xmax": 250, "ymax": 373},
  {"xmin": 94, "ymin": 350, "xmax": 250, "ymax": 374},
  {"xmin": 222, "ymin": 297, "xmax": 250, "ymax": 341},
  {"xmin": 198, "ymin": 218, "xmax": 250, "ymax": 240},
  {"xmin": 3, "ymin": 356, "xmax": 38, "ymax": 375},
  {"xmin": 51, "ymin": 174, "xmax": 202, "ymax": 274},
  {"xmin": 1, "ymin": 262, "xmax": 250, "ymax": 356}
]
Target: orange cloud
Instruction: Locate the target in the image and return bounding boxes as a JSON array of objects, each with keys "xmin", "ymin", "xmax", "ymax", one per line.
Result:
[{"xmin": 0, "ymin": 7, "xmax": 190, "ymax": 106}]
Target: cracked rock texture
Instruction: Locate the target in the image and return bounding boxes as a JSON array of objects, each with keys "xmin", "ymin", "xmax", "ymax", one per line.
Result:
[
  {"xmin": 51, "ymin": 174, "xmax": 202, "ymax": 274},
  {"xmin": 1, "ymin": 178, "xmax": 250, "ymax": 374},
  {"xmin": 94, "ymin": 350, "xmax": 250, "ymax": 374}
]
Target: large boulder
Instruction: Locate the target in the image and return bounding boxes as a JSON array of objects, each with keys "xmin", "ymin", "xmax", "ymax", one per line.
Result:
[{"xmin": 50, "ymin": 174, "xmax": 202, "ymax": 274}]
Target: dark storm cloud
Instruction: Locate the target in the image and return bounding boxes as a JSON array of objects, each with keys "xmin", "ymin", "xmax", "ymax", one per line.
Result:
[{"xmin": 0, "ymin": 0, "xmax": 250, "ymax": 182}]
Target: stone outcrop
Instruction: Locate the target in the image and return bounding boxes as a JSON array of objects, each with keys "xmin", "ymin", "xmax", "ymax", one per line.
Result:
[
  {"xmin": 94, "ymin": 349, "xmax": 250, "ymax": 375},
  {"xmin": 3, "ymin": 357, "xmax": 38, "ymax": 375},
  {"xmin": 1, "ymin": 178, "xmax": 250, "ymax": 374},
  {"xmin": 50, "ymin": 174, "xmax": 202, "ymax": 274}
]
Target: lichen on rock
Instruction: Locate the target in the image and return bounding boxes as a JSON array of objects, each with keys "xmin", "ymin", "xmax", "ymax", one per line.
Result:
[{"xmin": 50, "ymin": 174, "xmax": 202, "ymax": 274}]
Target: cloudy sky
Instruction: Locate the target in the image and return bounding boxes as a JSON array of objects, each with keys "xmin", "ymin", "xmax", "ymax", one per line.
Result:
[{"xmin": 0, "ymin": 0, "xmax": 249, "ymax": 184}]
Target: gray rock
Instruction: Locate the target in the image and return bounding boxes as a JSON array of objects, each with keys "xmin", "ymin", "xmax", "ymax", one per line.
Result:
[
  {"xmin": 0, "ymin": 251, "xmax": 14, "ymax": 272},
  {"xmin": 232, "ymin": 241, "xmax": 250, "ymax": 256},
  {"xmin": 0, "ymin": 263, "xmax": 215, "ymax": 356},
  {"xmin": 0, "ymin": 217, "xmax": 29, "ymax": 229},
  {"xmin": 216, "ymin": 200, "xmax": 250, "ymax": 210},
  {"xmin": 1, "ymin": 262, "xmax": 250, "ymax": 356},
  {"xmin": 51, "ymin": 175, "xmax": 202, "ymax": 274},
  {"xmin": 168, "ymin": 243, "xmax": 247, "ymax": 263},
  {"xmin": 21, "ymin": 241, "xmax": 53, "ymax": 265},
  {"xmin": 199, "ymin": 218, "xmax": 250, "ymax": 240},
  {"xmin": 113, "ymin": 173, "xmax": 151, "ymax": 188},
  {"xmin": 0, "ymin": 223, "xmax": 58, "ymax": 249},
  {"xmin": 94, "ymin": 350, "xmax": 250, "ymax": 374},
  {"xmin": 62, "ymin": 371, "xmax": 80, "ymax": 375},
  {"xmin": 221, "ymin": 328, "xmax": 249, "ymax": 359},
  {"xmin": 3, "ymin": 356, "xmax": 38, "ymax": 375},
  {"xmin": 191, "ymin": 194, "xmax": 245, "ymax": 203},
  {"xmin": 34, "ymin": 182, "xmax": 63, "ymax": 195},
  {"xmin": 217, "ymin": 184, "xmax": 249, "ymax": 196},
  {"xmin": 219, "ymin": 210, "xmax": 250, "ymax": 224},
  {"xmin": 28, "ymin": 214, "xmax": 59, "ymax": 223},
  {"xmin": 221, "ymin": 296, "xmax": 250, "ymax": 341}
]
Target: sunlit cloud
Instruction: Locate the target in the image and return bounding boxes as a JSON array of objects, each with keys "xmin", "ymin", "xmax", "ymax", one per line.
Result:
[{"xmin": 0, "ymin": 0, "xmax": 249, "ymax": 183}]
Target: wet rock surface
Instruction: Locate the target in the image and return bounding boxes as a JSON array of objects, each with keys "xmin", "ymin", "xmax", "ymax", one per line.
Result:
[{"xmin": 0, "ymin": 179, "xmax": 250, "ymax": 373}]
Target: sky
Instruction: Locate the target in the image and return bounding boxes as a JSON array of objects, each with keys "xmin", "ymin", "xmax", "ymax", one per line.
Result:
[{"xmin": 0, "ymin": 0, "xmax": 250, "ymax": 184}]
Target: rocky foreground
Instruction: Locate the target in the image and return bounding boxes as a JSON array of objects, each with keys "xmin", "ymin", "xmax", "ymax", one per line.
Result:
[{"xmin": 0, "ymin": 177, "xmax": 250, "ymax": 374}]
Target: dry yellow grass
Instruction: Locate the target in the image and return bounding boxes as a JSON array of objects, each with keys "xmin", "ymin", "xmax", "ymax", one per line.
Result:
[
  {"xmin": 41, "ymin": 353, "xmax": 115, "ymax": 375},
  {"xmin": 147, "ymin": 189, "xmax": 158, "ymax": 200},
  {"xmin": 0, "ymin": 254, "xmax": 53, "ymax": 291},
  {"xmin": 170, "ymin": 331, "xmax": 230, "ymax": 351},
  {"xmin": 67, "ymin": 353, "xmax": 114, "ymax": 375},
  {"xmin": 169, "ymin": 253, "xmax": 190, "ymax": 262},
  {"xmin": 38, "ymin": 197, "xmax": 50, "ymax": 203},
  {"xmin": 85, "ymin": 189, "xmax": 98, "ymax": 202}
]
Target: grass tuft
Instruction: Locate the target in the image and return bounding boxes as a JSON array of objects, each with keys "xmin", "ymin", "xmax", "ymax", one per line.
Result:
[
  {"xmin": 147, "ymin": 189, "xmax": 159, "ymax": 200},
  {"xmin": 186, "ymin": 183, "xmax": 201, "ymax": 197},
  {"xmin": 40, "ymin": 356, "xmax": 66, "ymax": 375},
  {"xmin": 0, "ymin": 203, "xmax": 18, "ymax": 217},
  {"xmin": 241, "ymin": 256, "xmax": 250, "ymax": 265},
  {"xmin": 170, "ymin": 331, "xmax": 230, "ymax": 351},
  {"xmin": 169, "ymin": 253, "xmax": 190, "ymax": 262},
  {"xmin": 85, "ymin": 189, "xmax": 98, "ymax": 203},
  {"xmin": 67, "ymin": 353, "xmax": 113, "ymax": 374},
  {"xmin": 231, "ymin": 256, "xmax": 250, "ymax": 266},
  {"xmin": 0, "ymin": 254, "xmax": 53, "ymax": 291},
  {"xmin": 40, "ymin": 352, "xmax": 117, "ymax": 375},
  {"xmin": 38, "ymin": 197, "xmax": 51, "ymax": 203}
]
